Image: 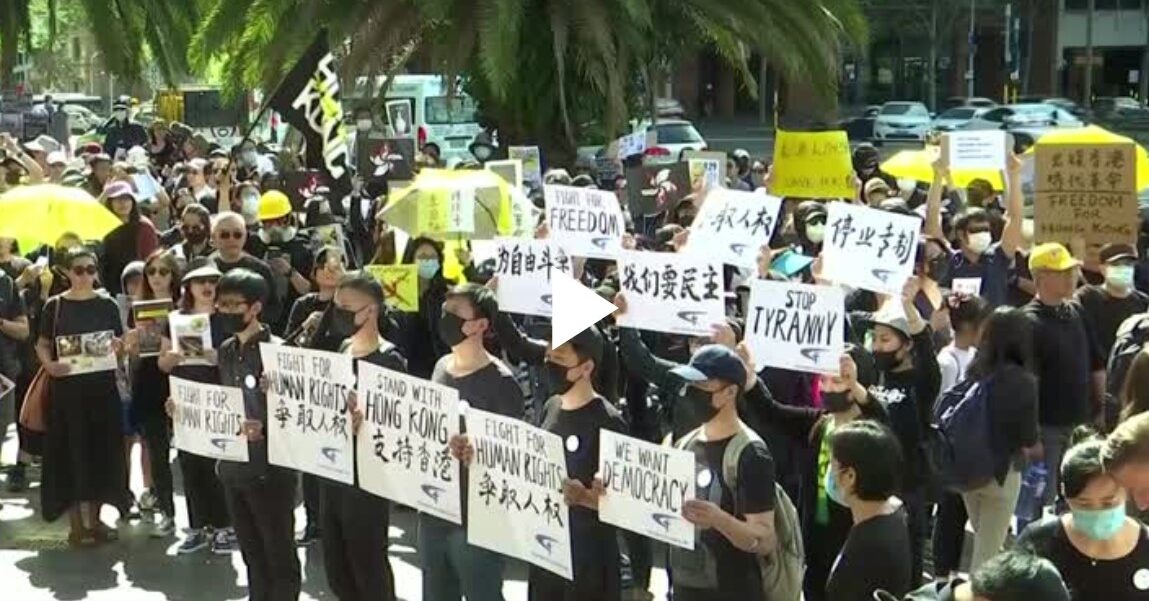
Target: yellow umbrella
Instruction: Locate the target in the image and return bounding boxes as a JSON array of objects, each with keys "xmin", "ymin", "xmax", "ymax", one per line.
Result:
[
  {"xmin": 0, "ymin": 184, "xmax": 121, "ymax": 250},
  {"xmin": 1023, "ymin": 125, "xmax": 1149, "ymax": 190},
  {"xmin": 880, "ymin": 147, "xmax": 1006, "ymax": 191},
  {"xmin": 378, "ymin": 169, "xmax": 517, "ymax": 241}
]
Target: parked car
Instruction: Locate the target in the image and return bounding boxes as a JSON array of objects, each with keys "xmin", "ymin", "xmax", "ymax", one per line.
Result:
[
  {"xmin": 639, "ymin": 119, "xmax": 709, "ymax": 164},
  {"xmin": 941, "ymin": 96, "xmax": 998, "ymax": 110},
  {"xmin": 931, "ymin": 106, "xmax": 990, "ymax": 132},
  {"xmin": 838, "ymin": 105, "xmax": 881, "ymax": 140},
  {"xmin": 962, "ymin": 103, "xmax": 1084, "ymax": 147},
  {"xmin": 872, "ymin": 101, "xmax": 932, "ymax": 144},
  {"xmin": 1018, "ymin": 95, "xmax": 1088, "ymax": 119},
  {"xmin": 654, "ymin": 98, "xmax": 687, "ymax": 119}
]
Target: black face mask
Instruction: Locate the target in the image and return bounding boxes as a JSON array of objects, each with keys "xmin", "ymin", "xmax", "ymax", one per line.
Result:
[
  {"xmin": 438, "ymin": 311, "xmax": 469, "ymax": 348},
  {"xmin": 872, "ymin": 349, "xmax": 902, "ymax": 373},
  {"xmin": 928, "ymin": 254, "xmax": 950, "ymax": 282},
  {"xmin": 680, "ymin": 386, "xmax": 720, "ymax": 423},
  {"xmin": 822, "ymin": 391, "xmax": 853, "ymax": 413},
  {"xmin": 214, "ymin": 312, "xmax": 249, "ymax": 338},
  {"xmin": 544, "ymin": 361, "xmax": 578, "ymax": 396},
  {"xmin": 329, "ymin": 306, "xmax": 364, "ymax": 339}
]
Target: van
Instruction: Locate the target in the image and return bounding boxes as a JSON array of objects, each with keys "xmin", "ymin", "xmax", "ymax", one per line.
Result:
[{"xmin": 345, "ymin": 74, "xmax": 482, "ymax": 162}]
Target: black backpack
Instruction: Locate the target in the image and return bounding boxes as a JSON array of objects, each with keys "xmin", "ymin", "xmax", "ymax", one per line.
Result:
[{"xmin": 1105, "ymin": 313, "xmax": 1149, "ymax": 430}]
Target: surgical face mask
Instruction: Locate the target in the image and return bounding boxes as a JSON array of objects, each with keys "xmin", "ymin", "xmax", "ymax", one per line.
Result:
[
  {"xmin": 806, "ymin": 223, "xmax": 826, "ymax": 244},
  {"xmin": 966, "ymin": 231, "xmax": 992, "ymax": 255},
  {"xmin": 824, "ymin": 467, "xmax": 849, "ymax": 506},
  {"xmin": 417, "ymin": 258, "xmax": 440, "ymax": 279},
  {"xmin": 472, "ymin": 145, "xmax": 493, "ymax": 161},
  {"xmin": 544, "ymin": 361, "xmax": 579, "ymax": 396},
  {"xmin": 357, "ymin": 119, "xmax": 373, "ymax": 132},
  {"xmin": 680, "ymin": 385, "xmax": 720, "ymax": 423},
  {"xmin": 113, "ymin": 109, "xmax": 127, "ymax": 122},
  {"xmin": 1106, "ymin": 265, "xmax": 1135, "ymax": 290},
  {"xmin": 1072, "ymin": 504, "xmax": 1126, "ymax": 541}
]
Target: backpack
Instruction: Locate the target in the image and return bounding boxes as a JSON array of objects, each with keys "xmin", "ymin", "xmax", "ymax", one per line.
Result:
[
  {"xmin": 926, "ymin": 377, "xmax": 996, "ymax": 493},
  {"xmin": 670, "ymin": 422, "xmax": 805, "ymax": 601},
  {"xmin": 1105, "ymin": 313, "xmax": 1149, "ymax": 430}
]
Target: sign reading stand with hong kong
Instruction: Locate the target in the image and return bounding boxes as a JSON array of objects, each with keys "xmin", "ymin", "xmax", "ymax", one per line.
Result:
[{"xmin": 820, "ymin": 202, "xmax": 920, "ymax": 295}]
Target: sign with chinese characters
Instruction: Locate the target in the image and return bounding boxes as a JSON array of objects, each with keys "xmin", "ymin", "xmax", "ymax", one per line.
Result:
[
  {"xmin": 357, "ymin": 137, "xmax": 415, "ymax": 181},
  {"xmin": 685, "ymin": 189, "xmax": 783, "ymax": 268},
  {"xmin": 745, "ymin": 279, "xmax": 845, "ymax": 375},
  {"xmin": 1034, "ymin": 143, "xmax": 1137, "ymax": 245},
  {"xmin": 364, "ymin": 264, "xmax": 420, "ymax": 313},
  {"xmin": 509, "ymin": 146, "xmax": 543, "ymax": 189},
  {"xmin": 467, "ymin": 406, "xmax": 573, "ymax": 580},
  {"xmin": 545, "ymin": 185, "xmax": 625, "ymax": 259},
  {"xmin": 492, "ymin": 239, "xmax": 573, "ymax": 317},
  {"xmin": 616, "ymin": 250, "xmax": 725, "ymax": 336},
  {"xmin": 261, "ymin": 344, "xmax": 356, "ymax": 484},
  {"xmin": 771, "ymin": 130, "xmax": 855, "ymax": 199},
  {"xmin": 944, "ymin": 131, "xmax": 1007, "ymax": 170},
  {"xmin": 356, "ymin": 360, "xmax": 461, "ymax": 523},
  {"xmin": 821, "ymin": 202, "xmax": 920, "ymax": 295},
  {"xmin": 419, "ymin": 187, "xmax": 476, "ymax": 235},
  {"xmin": 170, "ymin": 377, "xmax": 249, "ymax": 462},
  {"xmin": 599, "ymin": 430, "xmax": 695, "ymax": 550}
]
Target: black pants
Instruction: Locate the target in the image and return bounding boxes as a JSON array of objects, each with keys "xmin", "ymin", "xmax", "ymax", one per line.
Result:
[
  {"xmin": 225, "ymin": 471, "xmax": 300, "ymax": 601},
  {"xmin": 905, "ymin": 487, "xmax": 928, "ymax": 586},
  {"xmin": 179, "ymin": 451, "xmax": 230, "ymax": 530},
  {"xmin": 138, "ymin": 413, "xmax": 174, "ymax": 516},
  {"xmin": 932, "ymin": 492, "xmax": 968, "ymax": 576},
  {"xmin": 320, "ymin": 481, "xmax": 395, "ymax": 601},
  {"xmin": 301, "ymin": 473, "xmax": 321, "ymax": 531}
]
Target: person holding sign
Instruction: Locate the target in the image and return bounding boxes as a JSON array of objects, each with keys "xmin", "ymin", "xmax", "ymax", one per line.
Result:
[
  {"xmin": 159, "ymin": 258, "xmax": 237, "ymax": 555},
  {"xmin": 425, "ymin": 283, "xmax": 525, "ymax": 601},
  {"xmin": 36, "ymin": 247, "xmax": 128, "ymax": 547},
  {"xmin": 925, "ymin": 151, "xmax": 1024, "ymax": 308},
  {"xmin": 323, "ymin": 271, "xmax": 407, "ymax": 601},
  {"xmin": 666, "ymin": 344, "xmax": 781, "ymax": 601},
  {"xmin": 214, "ymin": 268, "xmax": 301, "ymax": 601},
  {"xmin": 528, "ymin": 327, "xmax": 627, "ymax": 600}
]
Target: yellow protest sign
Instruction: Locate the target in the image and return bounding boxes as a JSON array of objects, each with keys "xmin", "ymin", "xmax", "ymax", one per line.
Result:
[
  {"xmin": 771, "ymin": 130, "xmax": 855, "ymax": 199},
  {"xmin": 364, "ymin": 264, "xmax": 420, "ymax": 312}
]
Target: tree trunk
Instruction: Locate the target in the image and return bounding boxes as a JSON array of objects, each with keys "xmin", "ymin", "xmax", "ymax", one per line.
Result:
[
  {"xmin": 0, "ymin": 24, "xmax": 17, "ymax": 91},
  {"xmin": 1085, "ymin": 0, "xmax": 1094, "ymax": 107},
  {"xmin": 646, "ymin": 63, "xmax": 658, "ymax": 127}
]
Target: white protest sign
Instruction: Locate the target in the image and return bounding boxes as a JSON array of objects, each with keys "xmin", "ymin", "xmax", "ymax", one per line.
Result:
[
  {"xmin": 170, "ymin": 377, "xmax": 249, "ymax": 462},
  {"xmin": 686, "ymin": 189, "xmax": 782, "ymax": 268},
  {"xmin": 446, "ymin": 187, "xmax": 476, "ymax": 234},
  {"xmin": 545, "ymin": 185, "xmax": 624, "ymax": 259},
  {"xmin": 688, "ymin": 159, "xmax": 723, "ymax": 191},
  {"xmin": 616, "ymin": 250, "xmax": 725, "ymax": 336},
  {"xmin": 745, "ymin": 279, "xmax": 845, "ymax": 375},
  {"xmin": 492, "ymin": 238, "xmax": 573, "ymax": 317},
  {"xmin": 467, "ymin": 407, "xmax": 573, "ymax": 580},
  {"xmin": 617, "ymin": 131, "xmax": 648, "ymax": 159},
  {"xmin": 599, "ymin": 430, "xmax": 695, "ymax": 550},
  {"xmin": 951, "ymin": 277, "xmax": 982, "ymax": 296},
  {"xmin": 356, "ymin": 361, "xmax": 462, "ymax": 523},
  {"xmin": 821, "ymin": 202, "xmax": 921, "ymax": 295},
  {"xmin": 945, "ymin": 131, "xmax": 1008, "ymax": 170},
  {"xmin": 509, "ymin": 146, "xmax": 543, "ymax": 188},
  {"xmin": 261, "ymin": 344, "xmax": 356, "ymax": 484}
]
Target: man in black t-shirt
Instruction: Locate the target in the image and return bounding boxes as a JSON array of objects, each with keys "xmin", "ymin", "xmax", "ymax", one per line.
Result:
[
  {"xmin": 668, "ymin": 345, "xmax": 777, "ymax": 601},
  {"xmin": 1073, "ymin": 242, "xmax": 1149, "ymax": 360},
  {"xmin": 210, "ymin": 212, "xmax": 281, "ymax": 330}
]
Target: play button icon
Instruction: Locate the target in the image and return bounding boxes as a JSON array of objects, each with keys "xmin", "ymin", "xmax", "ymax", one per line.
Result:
[{"xmin": 551, "ymin": 271, "xmax": 618, "ymax": 347}]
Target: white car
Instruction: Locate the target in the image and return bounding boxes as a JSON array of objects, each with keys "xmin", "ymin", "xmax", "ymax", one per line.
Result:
[
  {"xmin": 931, "ymin": 107, "xmax": 989, "ymax": 132},
  {"xmin": 873, "ymin": 102, "xmax": 932, "ymax": 144},
  {"xmin": 962, "ymin": 103, "xmax": 1083, "ymax": 145},
  {"xmin": 639, "ymin": 119, "xmax": 708, "ymax": 165}
]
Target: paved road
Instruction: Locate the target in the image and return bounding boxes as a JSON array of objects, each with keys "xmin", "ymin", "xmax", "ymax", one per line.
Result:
[
  {"xmin": 694, "ymin": 119, "xmax": 924, "ymax": 163},
  {"xmin": 0, "ymin": 429, "xmax": 672, "ymax": 600}
]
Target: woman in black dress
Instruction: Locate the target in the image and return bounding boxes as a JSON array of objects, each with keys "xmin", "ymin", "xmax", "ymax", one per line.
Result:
[{"xmin": 36, "ymin": 247, "xmax": 127, "ymax": 546}]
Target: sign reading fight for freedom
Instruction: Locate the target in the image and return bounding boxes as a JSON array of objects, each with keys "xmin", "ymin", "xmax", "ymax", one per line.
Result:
[
  {"xmin": 261, "ymin": 344, "xmax": 356, "ymax": 484},
  {"xmin": 686, "ymin": 189, "xmax": 782, "ymax": 269},
  {"xmin": 356, "ymin": 361, "xmax": 462, "ymax": 523},
  {"xmin": 545, "ymin": 185, "xmax": 624, "ymax": 259},
  {"xmin": 745, "ymin": 279, "xmax": 845, "ymax": 375},
  {"xmin": 598, "ymin": 430, "xmax": 695, "ymax": 550},
  {"xmin": 771, "ymin": 130, "xmax": 855, "ymax": 199},
  {"xmin": 1034, "ymin": 142, "xmax": 1137, "ymax": 246},
  {"xmin": 467, "ymin": 407, "xmax": 573, "ymax": 580},
  {"xmin": 616, "ymin": 250, "xmax": 725, "ymax": 336},
  {"xmin": 492, "ymin": 239, "xmax": 573, "ymax": 317},
  {"xmin": 170, "ymin": 377, "xmax": 248, "ymax": 462},
  {"xmin": 821, "ymin": 202, "xmax": 920, "ymax": 295}
]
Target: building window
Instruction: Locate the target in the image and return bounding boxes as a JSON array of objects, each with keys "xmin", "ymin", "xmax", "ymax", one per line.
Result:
[{"xmin": 1065, "ymin": 0, "xmax": 1143, "ymax": 10}]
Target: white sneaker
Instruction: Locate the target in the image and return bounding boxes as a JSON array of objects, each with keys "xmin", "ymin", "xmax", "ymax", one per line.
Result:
[{"xmin": 150, "ymin": 514, "xmax": 176, "ymax": 538}]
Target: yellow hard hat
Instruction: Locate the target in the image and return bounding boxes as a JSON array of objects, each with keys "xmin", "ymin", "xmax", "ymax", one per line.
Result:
[{"xmin": 258, "ymin": 190, "xmax": 293, "ymax": 221}]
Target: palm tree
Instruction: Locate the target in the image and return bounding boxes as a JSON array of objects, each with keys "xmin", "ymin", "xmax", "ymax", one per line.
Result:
[{"xmin": 0, "ymin": 0, "xmax": 34, "ymax": 90}]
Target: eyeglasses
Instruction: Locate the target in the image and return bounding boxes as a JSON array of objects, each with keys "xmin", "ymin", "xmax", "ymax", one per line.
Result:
[
  {"xmin": 71, "ymin": 265, "xmax": 97, "ymax": 276},
  {"xmin": 146, "ymin": 267, "xmax": 171, "ymax": 277},
  {"xmin": 216, "ymin": 230, "xmax": 244, "ymax": 240}
]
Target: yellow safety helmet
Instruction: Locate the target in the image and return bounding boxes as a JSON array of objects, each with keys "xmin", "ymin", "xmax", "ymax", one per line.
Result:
[{"xmin": 258, "ymin": 190, "xmax": 293, "ymax": 221}]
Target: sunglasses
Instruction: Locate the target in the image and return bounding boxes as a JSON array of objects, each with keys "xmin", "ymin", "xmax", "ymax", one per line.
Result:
[
  {"xmin": 146, "ymin": 267, "xmax": 171, "ymax": 277},
  {"xmin": 71, "ymin": 265, "xmax": 97, "ymax": 276},
  {"xmin": 217, "ymin": 230, "xmax": 244, "ymax": 240}
]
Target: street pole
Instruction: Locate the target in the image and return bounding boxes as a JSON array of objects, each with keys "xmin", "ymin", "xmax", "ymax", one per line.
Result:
[
  {"xmin": 1085, "ymin": 0, "xmax": 1095, "ymax": 108},
  {"xmin": 968, "ymin": 0, "xmax": 976, "ymax": 97}
]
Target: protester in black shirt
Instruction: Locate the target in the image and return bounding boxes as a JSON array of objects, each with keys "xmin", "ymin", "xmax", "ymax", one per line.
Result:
[
  {"xmin": 1020, "ymin": 437, "xmax": 1149, "ymax": 601},
  {"xmin": 1024, "ymin": 243, "xmax": 1106, "ymax": 516},
  {"xmin": 667, "ymin": 344, "xmax": 777, "ymax": 601},
  {"xmin": 326, "ymin": 271, "xmax": 405, "ymax": 601},
  {"xmin": 210, "ymin": 212, "xmax": 280, "ymax": 328},
  {"xmin": 396, "ymin": 237, "xmax": 453, "ymax": 379},
  {"xmin": 255, "ymin": 190, "xmax": 314, "ymax": 334},
  {"xmin": 169, "ymin": 204, "xmax": 214, "ymax": 267},
  {"xmin": 824, "ymin": 420, "xmax": 913, "ymax": 600},
  {"xmin": 526, "ymin": 327, "xmax": 626, "ymax": 601},
  {"xmin": 1073, "ymin": 242, "xmax": 1148, "ymax": 360}
]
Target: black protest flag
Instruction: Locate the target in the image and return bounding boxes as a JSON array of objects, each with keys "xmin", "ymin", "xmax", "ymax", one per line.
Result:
[{"xmin": 269, "ymin": 32, "xmax": 352, "ymax": 203}]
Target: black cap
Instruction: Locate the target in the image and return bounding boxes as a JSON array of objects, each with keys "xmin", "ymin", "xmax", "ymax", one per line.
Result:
[
  {"xmin": 567, "ymin": 327, "xmax": 605, "ymax": 368},
  {"xmin": 671, "ymin": 344, "xmax": 747, "ymax": 387},
  {"xmin": 1100, "ymin": 242, "xmax": 1138, "ymax": 264}
]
